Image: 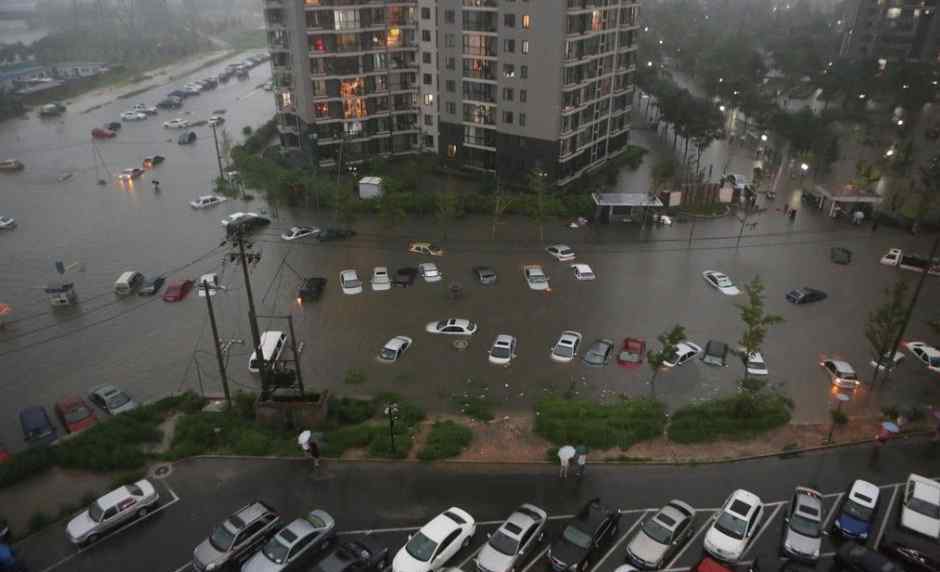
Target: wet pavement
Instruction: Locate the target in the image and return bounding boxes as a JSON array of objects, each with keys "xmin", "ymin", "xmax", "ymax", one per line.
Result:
[{"xmin": 2, "ymin": 56, "xmax": 940, "ymax": 453}]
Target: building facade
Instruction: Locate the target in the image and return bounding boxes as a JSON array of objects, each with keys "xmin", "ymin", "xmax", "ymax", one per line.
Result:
[
  {"xmin": 264, "ymin": 0, "xmax": 638, "ymax": 185},
  {"xmin": 840, "ymin": 0, "xmax": 940, "ymax": 63}
]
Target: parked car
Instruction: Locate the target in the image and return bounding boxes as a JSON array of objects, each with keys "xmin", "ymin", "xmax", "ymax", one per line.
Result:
[
  {"xmin": 901, "ymin": 474, "xmax": 940, "ymax": 539},
  {"xmin": 547, "ymin": 498, "xmax": 621, "ymax": 572},
  {"xmin": 372, "ymin": 267, "xmax": 392, "ymax": 291},
  {"xmin": 551, "ymin": 330, "xmax": 583, "ymax": 363},
  {"xmin": 208, "ymin": 115, "xmax": 225, "ymax": 126},
  {"xmin": 702, "ymin": 271, "xmax": 740, "ymax": 296},
  {"xmin": 408, "ymin": 242, "xmax": 444, "ymax": 256},
  {"xmin": 663, "ymin": 342, "xmax": 702, "ymax": 368},
  {"xmin": 318, "ymin": 228, "xmax": 356, "ymax": 241},
  {"xmin": 379, "ymin": 336, "xmax": 413, "ymax": 363},
  {"xmin": 425, "ymin": 319, "xmax": 478, "ymax": 336},
  {"xmin": 418, "ymin": 262, "xmax": 443, "ymax": 283},
  {"xmin": 192, "ymin": 501, "xmax": 281, "ymax": 571},
  {"xmin": 66, "ymin": 479, "xmax": 159, "ymax": 546},
  {"xmin": 744, "ymin": 352, "xmax": 768, "ymax": 376},
  {"xmin": 281, "ymin": 226, "xmax": 320, "ymax": 241},
  {"xmin": 178, "ymin": 130, "xmax": 197, "ymax": 145},
  {"xmin": 785, "ymin": 288, "xmax": 827, "ymax": 305},
  {"xmin": 297, "ymin": 277, "xmax": 327, "ymax": 303},
  {"xmin": 582, "ymin": 338, "xmax": 615, "ymax": 367},
  {"xmin": 121, "ymin": 111, "xmax": 147, "ymax": 121},
  {"xmin": 106, "ymin": 121, "xmax": 122, "ymax": 131},
  {"xmin": 625, "ymin": 500, "xmax": 695, "ymax": 570},
  {"xmin": 702, "ymin": 340, "xmax": 729, "ymax": 367},
  {"xmin": 197, "ymin": 273, "xmax": 221, "ymax": 297},
  {"xmin": 704, "ymin": 489, "xmax": 764, "ymax": 562},
  {"xmin": 904, "ymin": 341, "xmax": 940, "ymax": 373},
  {"xmin": 143, "ymin": 155, "xmax": 165, "ymax": 168},
  {"xmin": 780, "ymin": 487, "xmax": 823, "ymax": 562},
  {"xmin": 131, "ymin": 103, "xmax": 158, "ymax": 115},
  {"xmin": 163, "ymin": 118, "xmax": 189, "ymax": 129},
  {"xmin": 163, "ymin": 279, "xmax": 194, "ymax": 302},
  {"xmin": 307, "ymin": 537, "xmax": 390, "ymax": 572},
  {"xmin": 523, "ymin": 265, "xmax": 550, "ymax": 291},
  {"xmin": 241, "ymin": 509, "xmax": 336, "ymax": 572},
  {"xmin": 546, "ymin": 244, "xmax": 576, "ymax": 262},
  {"xmin": 488, "ymin": 335, "xmax": 518, "ymax": 366},
  {"xmin": 222, "ymin": 212, "xmax": 271, "ymax": 235},
  {"xmin": 91, "ymin": 127, "xmax": 116, "ymax": 139},
  {"xmin": 117, "ymin": 167, "xmax": 144, "ymax": 180},
  {"xmin": 472, "ymin": 266, "xmax": 497, "ymax": 285},
  {"xmin": 340, "ymin": 270, "xmax": 363, "ymax": 295},
  {"xmin": 476, "ymin": 504, "xmax": 547, "ymax": 572},
  {"xmin": 138, "ymin": 275, "xmax": 165, "ymax": 296},
  {"xmin": 392, "ymin": 507, "xmax": 476, "ymax": 572},
  {"xmin": 617, "ymin": 338, "xmax": 646, "ymax": 368},
  {"xmin": 394, "ymin": 267, "xmax": 419, "ymax": 288},
  {"xmin": 0, "ymin": 216, "xmax": 16, "ymax": 230},
  {"xmin": 190, "ymin": 195, "xmax": 226, "ymax": 209},
  {"xmin": 19, "ymin": 406, "xmax": 58, "ymax": 447},
  {"xmin": 88, "ymin": 384, "xmax": 139, "ymax": 415},
  {"xmin": 833, "ymin": 480, "xmax": 879, "ymax": 540},
  {"xmin": 156, "ymin": 97, "xmax": 182, "ymax": 110},
  {"xmin": 571, "ymin": 264, "xmax": 596, "ymax": 281},
  {"xmin": 882, "ymin": 544, "xmax": 940, "ymax": 572},
  {"xmin": 54, "ymin": 396, "xmax": 98, "ymax": 434},
  {"xmin": 836, "ymin": 542, "xmax": 905, "ymax": 572},
  {"xmin": 820, "ymin": 359, "xmax": 860, "ymax": 389}
]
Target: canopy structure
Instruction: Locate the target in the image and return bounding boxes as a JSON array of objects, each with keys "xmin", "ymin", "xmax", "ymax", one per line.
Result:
[
  {"xmin": 809, "ymin": 183, "xmax": 882, "ymax": 217},
  {"xmin": 591, "ymin": 192, "xmax": 664, "ymax": 223}
]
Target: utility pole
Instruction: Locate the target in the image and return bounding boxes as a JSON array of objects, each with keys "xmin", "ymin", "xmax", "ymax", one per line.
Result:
[
  {"xmin": 210, "ymin": 122, "xmax": 225, "ymax": 193},
  {"xmin": 236, "ymin": 234, "xmax": 265, "ymax": 391},
  {"xmin": 335, "ymin": 133, "xmax": 345, "ymax": 224},
  {"xmin": 286, "ymin": 314, "xmax": 305, "ymax": 395},
  {"xmin": 882, "ymin": 235, "xmax": 940, "ymax": 387},
  {"xmin": 202, "ymin": 280, "xmax": 231, "ymax": 408}
]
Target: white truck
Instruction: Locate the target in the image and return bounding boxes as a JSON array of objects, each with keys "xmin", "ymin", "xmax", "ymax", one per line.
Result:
[{"xmin": 880, "ymin": 248, "xmax": 940, "ymax": 276}]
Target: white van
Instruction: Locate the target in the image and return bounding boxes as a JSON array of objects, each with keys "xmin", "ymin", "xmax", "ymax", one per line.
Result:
[
  {"xmin": 248, "ymin": 331, "xmax": 287, "ymax": 372},
  {"xmin": 114, "ymin": 271, "xmax": 144, "ymax": 296}
]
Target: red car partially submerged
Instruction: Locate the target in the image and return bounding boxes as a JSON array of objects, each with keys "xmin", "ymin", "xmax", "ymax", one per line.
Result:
[
  {"xmin": 162, "ymin": 279, "xmax": 194, "ymax": 302},
  {"xmin": 91, "ymin": 127, "xmax": 116, "ymax": 139},
  {"xmin": 617, "ymin": 337, "xmax": 646, "ymax": 368},
  {"xmin": 54, "ymin": 396, "xmax": 98, "ymax": 434}
]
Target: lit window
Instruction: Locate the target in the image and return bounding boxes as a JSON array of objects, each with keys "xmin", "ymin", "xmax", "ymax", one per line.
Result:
[
  {"xmin": 522, "ymin": 40, "xmax": 529, "ymax": 54},
  {"xmin": 522, "ymin": 15, "xmax": 530, "ymax": 29},
  {"xmin": 424, "ymin": 94, "xmax": 434, "ymax": 105},
  {"xmin": 886, "ymin": 7, "xmax": 901, "ymax": 18},
  {"xmin": 504, "ymin": 64, "xmax": 515, "ymax": 78},
  {"xmin": 387, "ymin": 27, "xmax": 401, "ymax": 47},
  {"xmin": 447, "ymin": 144, "xmax": 457, "ymax": 158}
]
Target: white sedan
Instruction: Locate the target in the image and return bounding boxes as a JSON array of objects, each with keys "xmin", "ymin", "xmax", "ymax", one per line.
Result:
[
  {"xmin": 904, "ymin": 341, "xmax": 940, "ymax": 373},
  {"xmin": 163, "ymin": 118, "xmax": 189, "ymax": 129},
  {"xmin": 571, "ymin": 263, "xmax": 596, "ymax": 281},
  {"xmin": 196, "ymin": 273, "xmax": 221, "ymax": 297},
  {"xmin": 488, "ymin": 335, "xmax": 517, "ymax": 365},
  {"xmin": 190, "ymin": 195, "xmax": 226, "ymax": 209},
  {"xmin": 0, "ymin": 216, "xmax": 16, "ymax": 229},
  {"xmin": 378, "ymin": 336, "xmax": 413, "ymax": 363},
  {"xmin": 392, "ymin": 508, "xmax": 476, "ymax": 572},
  {"xmin": 66, "ymin": 479, "xmax": 159, "ymax": 545},
  {"xmin": 702, "ymin": 270, "xmax": 740, "ymax": 295},
  {"xmin": 131, "ymin": 104, "xmax": 158, "ymax": 115},
  {"xmin": 121, "ymin": 111, "xmax": 147, "ymax": 121},
  {"xmin": 418, "ymin": 262, "xmax": 443, "ymax": 283},
  {"xmin": 340, "ymin": 269, "xmax": 363, "ymax": 295},
  {"xmin": 546, "ymin": 244, "xmax": 576, "ymax": 261},
  {"xmin": 523, "ymin": 265, "xmax": 550, "ymax": 291},
  {"xmin": 550, "ymin": 330, "xmax": 582, "ymax": 363},
  {"xmin": 372, "ymin": 266, "xmax": 392, "ymax": 291},
  {"xmin": 425, "ymin": 319, "xmax": 478, "ymax": 336},
  {"xmin": 663, "ymin": 342, "xmax": 702, "ymax": 368},
  {"xmin": 744, "ymin": 352, "xmax": 768, "ymax": 376},
  {"xmin": 281, "ymin": 225, "xmax": 320, "ymax": 241},
  {"xmin": 703, "ymin": 489, "xmax": 764, "ymax": 562}
]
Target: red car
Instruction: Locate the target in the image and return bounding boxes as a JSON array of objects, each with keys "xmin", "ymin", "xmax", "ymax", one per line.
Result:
[
  {"xmin": 617, "ymin": 337, "xmax": 646, "ymax": 368},
  {"xmin": 162, "ymin": 279, "xmax": 194, "ymax": 302},
  {"xmin": 54, "ymin": 396, "xmax": 98, "ymax": 434},
  {"xmin": 91, "ymin": 127, "xmax": 116, "ymax": 139},
  {"xmin": 0, "ymin": 441, "xmax": 9, "ymax": 463}
]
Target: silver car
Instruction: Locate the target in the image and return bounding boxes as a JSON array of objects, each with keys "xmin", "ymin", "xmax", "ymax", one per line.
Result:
[
  {"xmin": 66, "ymin": 479, "xmax": 159, "ymax": 545},
  {"xmin": 624, "ymin": 500, "xmax": 694, "ymax": 569},
  {"xmin": 88, "ymin": 384, "xmax": 139, "ymax": 415},
  {"xmin": 476, "ymin": 504, "xmax": 547, "ymax": 572},
  {"xmin": 242, "ymin": 510, "xmax": 336, "ymax": 572},
  {"xmin": 780, "ymin": 487, "xmax": 823, "ymax": 562},
  {"xmin": 193, "ymin": 501, "xmax": 280, "ymax": 571}
]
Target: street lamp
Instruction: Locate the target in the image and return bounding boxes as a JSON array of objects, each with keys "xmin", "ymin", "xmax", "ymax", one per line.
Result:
[
  {"xmin": 719, "ymin": 105, "xmax": 726, "ymax": 112},
  {"xmin": 800, "ymin": 162, "xmax": 810, "ymax": 190},
  {"xmin": 647, "ymin": 61, "xmax": 653, "ymax": 67},
  {"xmin": 760, "ymin": 134, "xmax": 768, "ymax": 142},
  {"xmin": 858, "ymin": 93, "xmax": 867, "ymax": 100},
  {"xmin": 384, "ymin": 402, "xmax": 399, "ymax": 454},
  {"xmin": 897, "ymin": 119, "xmax": 905, "ymax": 127},
  {"xmin": 885, "ymin": 148, "xmax": 895, "ymax": 158}
]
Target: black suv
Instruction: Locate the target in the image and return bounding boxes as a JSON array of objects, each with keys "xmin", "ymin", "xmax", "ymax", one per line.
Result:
[
  {"xmin": 192, "ymin": 501, "xmax": 280, "ymax": 571},
  {"xmin": 472, "ymin": 266, "xmax": 497, "ymax": 285},
  {"xmin": 226, "ymin": 214, "xmax": 272, "ymax": 236},
  {"xmin": 310, "ymin": 536, "xmax": 390, "ymax": 572},
  {"xmin": 548, "ymin": 498, "xmax": 621, "ymax": 572},
  {"xmin": 298, "ymin": 277, "xmax": 327, "ymax": 302}
]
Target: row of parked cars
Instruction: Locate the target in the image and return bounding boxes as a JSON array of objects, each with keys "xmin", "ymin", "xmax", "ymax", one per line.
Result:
[{"xmin": 19, "ymin": 384, "xmax": 138, "ymax": 447}]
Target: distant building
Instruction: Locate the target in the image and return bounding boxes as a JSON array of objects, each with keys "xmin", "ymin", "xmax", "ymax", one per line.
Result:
[
  {"xmin": 0, "ymin": 61, "xmax": 107, "ymax": 95},
  {"xmin": 0, "ymin": 62, "xmax": 47, "ymax": 93},
  {"xmin": 47, "ymin": 62, "xmax": 109, "ymax": 80},
  {"xmin": 840, "ymin": 0, "xmax": 940, "ymax": 63}
]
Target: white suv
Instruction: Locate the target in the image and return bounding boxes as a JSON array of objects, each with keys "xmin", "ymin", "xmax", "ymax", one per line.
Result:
[{"xmin": 900, "ymin": 474, "xmax": 940, "ymax": 539}]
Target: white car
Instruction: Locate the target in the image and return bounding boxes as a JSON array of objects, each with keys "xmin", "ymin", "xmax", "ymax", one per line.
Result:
[
  {"xmin": 880, "ymin": 248, "xmax": 902, "ymax": 266},
  {"xmin": 702, "ymin": 271, "xmax": 740, "ymax": 295},
  {"xmin": 904, "ymin": 341, "xmax": 940, "ymax": 373},
  {"xmin": 704, "ymin": 489, "xmax": 764, "ymax": 562},
  {"xmin": 120, "ymin": 111, "xmax": 147, "ymax": 121},
  {"xmin": 820, "ymin": 359, "xmax": 860, "ymax": 389},
  {"xmin": 131, "ymin": 104, "xmax": 158, "ymax": 115},
  {"xmin": 663, "ymin": 342, "xmax": 702, "ymax": 368},
  {"xmin": 900, "ymin": 474, "xmax": 940, "ymax": 539},
  {"xmin": 340, "ymin": 269, "xmax": 363, "ymax": 295},
  {"xmin": 745, "ymin": 351, "xmax": 768, "ymax": 376},
  {"xmin": 281, "ymin": 225, "xmax": 320, "ymax": 241},
  {"xmin": 378, "ymin": 336, "xmax": 413, "ymax": 363},
  {"xmin": 870, "ymin": 350, "xmax": 905, "ymax": 372},
  {"xmin": 418, "ymin": 262, "xmax": 443, "ymax": 283},
  {"xmin": 117, "ymin": 167, "xmax": 144, "ymax": 181},
  {"xmin": 550, "ymin": 330, "xmax": 582, "ymax": 363},
  {"xmin": 476, "ymin": 504, "xmax": 547, "ymax": 572},
  {"xmin": 372, "ymin": 266, "xmax": 392, "ymax": 291},
  {"xmin": 66, "ymin": 479, "xmax": 159, "ymax": 545},
  {"xmin": 546, "ymin": 244, "xmax": 576, "ymax": 261},
  {"xmin": 425, "ymin": 318, "xmax": 478, "ymax": 336},
  {"xmin": 0, "ymin": 216, "xmax": 16, "ymax": 229},
  {"xmin": 571, "ymin": 263, "xmax": 596, "ymax": 281},
  {"xmin": 163, "ymin": 118, "xmax": 189, "ymax": 129},
  {"xmin": 197, "ymin": 273, "xmax": 221, "ymax": 296},
  {"xmin": 523, "ymin": 265, "xmax": 550, "ymax": 291},
  {"xmin": 208, "ymin": 115, "xmax": 225, "ymax": 126},
  {"xmin": 190, "ymin": 195, "xmax": 226, "ymax": 209},
  {"xmin": 488, "ymin": 335, "xmax": 517, "ymax": 365},
  {"xmin": 392, "ymin": 507, "xmax": 476, "ymax": 572}
]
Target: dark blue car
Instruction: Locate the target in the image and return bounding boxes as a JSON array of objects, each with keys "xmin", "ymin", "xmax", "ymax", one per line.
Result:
[
  {"xmin": 19, "ymin": 406, "xmax": 58, "ymax": 447},
  {"xmin": 833, "ymin": 480, "xmax": 879, "ymax": 540}
]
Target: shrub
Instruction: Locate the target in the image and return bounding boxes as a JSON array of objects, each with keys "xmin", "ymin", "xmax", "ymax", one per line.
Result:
[
  {"xmin": 56, "ymin": 409, "xmax": 162, "ymax": 471},
  {"xmin": 233, "ymin": 391, "xmax": 257, "ymax": 420},
  {"xmin": 242, "ymin": 126, "xmax": 253, "ymax": 136},
  {"xmin": 327, "ymin": 397, "xmax": 375, "ymax": 426},
  {"xmin": 881, "ymin": 405, "xmax": 900, "ymax": 420},
  {"xmin": 831, "ymin": 410, "xmax": 849, "ymax": 426},
  {"xmin": 453, "ymin": 396, "xmax": 494, "ymax": 422},
  {"xmin": 668, "ymin": 394, "xmax": 792, "ymax": 444},
  {"xmin": 0, "ymin": 446, "xmax": 56, "ymax": 488},
  {"xmin": 368, "ymin": 431, "xmax": 410, "ymax": 459},
  {"xmin": 27, "ymin": 511, "xmax": 50, "ymax": 534},
  {"xmin": 344, "ymin": 368, "xmax": 368, "ymax": 385},
  {"xmin": 418, "ymin": 421, "xmax": 473, "ymax": 461},
  {"xmin": 534, "ymin": 398, "xmax": 667, "ymax": 449},
  {"xmin": 320, "ymin": 424, "xmax": 376, "ymax": 457},
  {"xmin": 165, "ymin": 413, "xmax": 220, "ymax": 459}
]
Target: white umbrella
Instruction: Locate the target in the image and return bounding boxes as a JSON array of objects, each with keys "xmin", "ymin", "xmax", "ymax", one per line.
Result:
[
  {"xmin": 558, "ymin": 445, "xmax": 576, "ymax": 462},
  {"xmin": 297, "ymin": 430, "xmax": 312, "ymax": 447}
]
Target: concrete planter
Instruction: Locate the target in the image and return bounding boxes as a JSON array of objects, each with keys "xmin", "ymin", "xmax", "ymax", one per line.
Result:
[{"xmin": 255, "ymin": 390, "xmax": 330, "ymax": 430}]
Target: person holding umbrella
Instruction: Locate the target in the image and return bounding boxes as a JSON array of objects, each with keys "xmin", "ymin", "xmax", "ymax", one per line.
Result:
[
  {"xmin": 298, "ymin": 430, "xmax": 321, "ymax": 474},
  {"xmin": 558, "ymin": 445, "xmax": 575, "ymax": 479}
]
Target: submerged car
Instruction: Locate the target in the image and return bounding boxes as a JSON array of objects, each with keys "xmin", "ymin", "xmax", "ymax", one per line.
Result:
[
  {"xmin": 820, "ymin": 359, "xmax": 860, "ymax": 389},
  {"xmin": 281, "ymin": 226, "xmax": 320, "ymax": 241},
  {"xmin": 523, "ymin": 265, "xmax": 550, "ymax": 291},
  {"xmin": 317, "ymin": 228, "xmax": 355, "ymax": 241},
  {"xmin": 473, "ymin": 266, "xmax": 497, "ymax": 285},
  {"xmin": 379, "ymin": 336, "xmax": 413, "ymax": 363},
  {"xmin": 617, "ymin": 338, "xmax": 646, "ymax": 368},
  {"xmin": 0, "ymin": 216, "xmax": 16, "ymax": 229},
  {"xmin": 163, "ymin": 118, "xmax": 189, "ymax": 129},
  {"xmin": 488, "ymin": 335, "xmax": 518, "ymax": 366},
  {"xmin": 88, "ymin": 384, "xmax": 139, "ymax": 415},
  {"xmin": 190, "ymin": 195, "xmax": 226, "ymax": 209},
  {"xmin": 66, "ymin": 479, "xmax": 159, "ymax": 545},
  {"xmin": 582, "ymin": 339, "xmax": 615, "ymax": 367},
  {"xmin": 663, "ymin": 342, "xmax": 702, "ymax": 368},
  {"xmin": 163, "ymin": 279, "xmax": 194, "ymax": 302},
  {"xmin": 702, "ymin": 340, "xmax": 729, "ymax": 367},
  {"xmin": 142, "ymin": 155, "xmax": 165, "ymax": 168},
  {"xmin": 546, "ymin": 244, "xmax": 576, "ymax": 262},
  {"xmin": 551, "ymin": 331, "xmax": 582, "ymax": 363},
  {"xmin": 426, "ymin": 319, "xmax": 478, "ymax": 336},
  {"xmin": 340, "ymin": 270, "xmax": 363, "ymax": 295},
  {"xmin": 309, "ymin": 538, "xmax": 390, "ymax": 572},
  {"xmin": 138, "ymin": 275, "xmax": 165, "ymax": 296},
  {"xmin": 178, "ymin": 130, "xmax": 197, "ymax": 145},
  {"xmin": 418, "ymin": 263, "xmax": 443, "ymax": 283},
  {"xmin": 297, "ymin": 277, "xmax": 327, "ymax": 303},
  {"xmin": 900, "ymin": 474, "xmax": 940, "ymax": 539},
  {"xmin": 476, "ymin": 504, "xmax": 547, "ymax": 572},
  {"xmin": 904, "ymin": 341, "xmax": 940, "ymax": 373},
  {"xmin": 55, "ymin": 396, "xmax": 98, "ymax": 434},
  {"xmin": 408, "ymin": 241, "xmax": 444, "ymax": 256},
  {"xmin": 785, "ymin": 288, "xmax": 827, "ymax": 305},
  {"xmin": 394, "ymin": 267, "xmax": 419, "ymax": 287},
  {"xmin": 372, "ymin": 267, "xmax": 392, "ymax": 291},
  {"xmin": 702, "ymin": 271, "xmax": 740, "ymax": 296},
  {"xmin": 571, "ymin": 264, "xmax": 596, "ymax": 281}
]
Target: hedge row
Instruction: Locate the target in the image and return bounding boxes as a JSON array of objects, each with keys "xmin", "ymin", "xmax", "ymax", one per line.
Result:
[{"xmin": 534, "ymin": 398, "xmax": 667, "ymax": 450}]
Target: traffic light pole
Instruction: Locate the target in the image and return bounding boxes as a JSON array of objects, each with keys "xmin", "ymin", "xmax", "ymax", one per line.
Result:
[{"xmin": 237, "ymin": 234, "xmax": 266, "ymax": 390}]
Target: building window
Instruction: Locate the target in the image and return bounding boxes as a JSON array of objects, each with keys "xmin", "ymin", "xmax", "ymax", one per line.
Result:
[
  {"xmin": 520, "ymin": 89, "xmax": 527, "ymax": 102},
  {"xmin": 422, "ymin": 30, "xmax": 431, "ymax": 42},
  {"xmin": 424, "ymin": 93, "xmax": 434, "ymax": 105},
  {"xmin": 447, "ymin": 144, "xmax": 457, "ymax": 159},
  {"xmin": 423, "ymin": 52, "xmax": 432, "ymax": 64},
  {"xmin": 522, "ymin": 15, "xmax": 530, "ymax": 29},
  {"xmin": 423, "ymin": 73, "xmax": 432, "ymax": 85},
  {"xmin": 504, "ymin": 14, "xmax": 515, "ymax": 27},
  {"xmin": 521, "ymin": 65, "xmax": 528, "ymax": 78},
  {"xmin": 446, "ymin": 57, "xmax": 456, "ymax": 70},
  {"xmin": 424, "ymin": 114, "xmax": 433, "ymax": 126},
  {"xmin": 520, "ymin": 113, "xmax": 526, "ymax": 126},
  {"xmin": 503, "ymin": 64, "xmax": 515, "ymax": 78},
  {"xmin": 446, "ymin": 79, "xmax": 456, "ymax": 92},
  {"xmin": 445, "ymin": 9, "xmax": 455, "ymax": 23},
  {"xmin": 504, "ymin": 39, "xmax": 515, "ymax": 53},
  {"xmin": 445, "ymin": 33, "xmax": 455, "ymax": 48},
  {"xmin": 446, "ymin": 101, "xmax": 456, "ymax": 114},
  {"xmin": 503, "ymin": 111, "xmax": 514, "ymax": 124},
  {"xmin": 503, "ymin": 87, "xmax": 514, "ymax": 101},
  {"xmin": 421, "ymin": 6, "xmax": 430, "ymax": 19},
  {"xmin": 522, "ymin": 40, "xmax": 529, "ymax": 54}
]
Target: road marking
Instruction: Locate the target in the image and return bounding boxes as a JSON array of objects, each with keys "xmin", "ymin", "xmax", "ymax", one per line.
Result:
[
  {"xmin": 664, "ymin": 510, "xmax": 718, "ymax": 570},
  {"xmin": 519, "ymin": 546, "xmax": 550, "ymax": 572},
  {"xmin": 822, "ymin": 492, "xmax": 844, "ymax": 532},
  {"xmin": 593, "ymin": 511, "xmax": 650, "ymax": 572},
  {"xmin": 169, "ymin": 564, "xmax": 191, "ymax": 572},
  {"xmin": 457, "ymin": 543, "xmax": 486, "ymax": 571},
  {"xmin": 873, "ymin": 484, "xmax": 901, "ymax": 550},
  {"xmin": 741, "ymin": 504, "xmax": 782, "ymax": 560}
]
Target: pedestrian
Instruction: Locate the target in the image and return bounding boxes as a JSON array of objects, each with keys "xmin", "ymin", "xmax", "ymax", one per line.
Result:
[
  {"xmin": 307, "ymin": 439, "xmax": 321, "ymax": 474},
  {"xmin": 558, "ymin": 444, "xmax": 575, "ymax": 479},
  {"xmin": 575, "ymin": 446, "xmax": 587, "ymax": 479},
  {"xmin": 872, "ymin": 217, "xmax": 879, "ymax": 233},
  {"xmin": 789, "ymin": 208, "xmax": 797, "ymax": 222}
]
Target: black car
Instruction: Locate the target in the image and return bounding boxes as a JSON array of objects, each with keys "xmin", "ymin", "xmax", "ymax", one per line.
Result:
[
  {"xmin": 157, "ymin": 97, "xmax": 183, "ymax": 109},
  {"xmin": 785, "ymin": 288, "xmax": 827, "ymax": 305},
  {"xmin": 298, "ymin": 277, "xmax": 327, "ymax": 302},
  {"xmin": 473, "ymin": 266, "xmax": 497, "ymax": 285},
  {"xmin": 836, "ymin": 542, "xmax": 905, "ymax": 572},
  {"xmin": 702, "ymin": 340, "xmax": 728, "ymax": 367},
  {"xmin": 548, "ymin": 498, "xmax": 621, "ymax": 572},
  {"xmin": 178, "ymin": 130, "xmax": 197, "ymax": 145},
  {"xmin": 138, "ymin": 276, "xmax": 166, "ymax": 296},
  {"xmin": 317, "ymin": 228, "xmax": 356, "ymax": 241},
  {"xmin": 394, "ymin": 267, "xmax": 418, "ymax": 287},
  {"xmin": 226, "ymin": 214, "xmax": 272, "ymax": 236},
  {"xmin": 106, "ymin": 121, "xmax": 122, "ymax": 131},
  {"xmin": 310, "ymin": 537, "xmax": 389, "ymax": 572},
  {"xmin": 883, "ymin": 544, "xmax": 940, "ymax": 572}
]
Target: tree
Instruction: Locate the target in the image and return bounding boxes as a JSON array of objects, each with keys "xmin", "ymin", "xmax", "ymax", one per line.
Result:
[
  {"xmin": 335, "ymin": 185, "xmax": 358, "ymax": 229},
  {"xmin": 526, "ymin": 169, "xmax": 549, "ymax": 242},
  {"xmin": 378, "ymin": 191, "xmax": 407, "ymax": 229},
  {"xmin": 651, "ymin": 158, "xmax": 677, "ymax": 193},
  {"xmin": 865, "ymin": 278, "xmax": 910, "ymax": 387},
  {"xmin": 491, "ymin": 193, "xmax": 514, "ymax": 241},
  {"xmin": 733, "ymin": 206, "xmax": 765, "ymax": 247},
  {"xmin": 435, "ymin": 190, "xmax": 461, "ymax": 241},
  {"xmin": 736, "ymin": 276, "xmax": 784, "ymax": 381},
  {"xmin": 646, "ymin": 325, "xmax": 686, "ymax": 398}
]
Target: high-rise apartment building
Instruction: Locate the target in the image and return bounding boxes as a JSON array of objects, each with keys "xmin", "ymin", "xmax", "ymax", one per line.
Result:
[
  {"xmin": 264, "ymin": 0, "xmax": 639, "ymax": 185},
  {"xmin": 840, "ymin": 0, "xmax": 939, "ymax": 63}
]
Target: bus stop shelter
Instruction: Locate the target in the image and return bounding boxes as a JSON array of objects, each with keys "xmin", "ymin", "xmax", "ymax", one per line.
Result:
[
  {"xmin": 808, "ymin": 183, "xmax": 882, "ymax": 217},
  {"xmin": 592, "ymin": 192, "xmax": 663, "ymax": 223}
]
